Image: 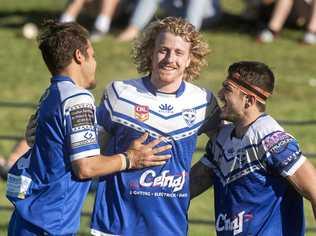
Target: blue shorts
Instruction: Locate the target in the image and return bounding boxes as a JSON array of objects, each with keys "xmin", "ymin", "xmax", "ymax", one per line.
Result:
[{"xmin": 8, "ymin": 210, "xmax": 75, "ymax": 236}]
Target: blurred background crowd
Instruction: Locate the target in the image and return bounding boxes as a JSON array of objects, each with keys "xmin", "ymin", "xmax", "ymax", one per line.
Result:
[
  {"xmin": 16, "ymin": 0, "xmax": 316, "ymax": 44},
  {"xmin": 57, "ymin": 0, "xmax": 316, "ymax": 44}
]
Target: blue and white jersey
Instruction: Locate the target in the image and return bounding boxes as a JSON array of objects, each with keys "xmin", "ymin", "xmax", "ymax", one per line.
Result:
[
  {"xmin": 6, "ymin": 75, "xmax": 100, "ymax": 235},
  {"xmin": 91, "ymin": 76, "xmax": 219, "ymax": 236},
  {"xmin": 201, "ymin": 114, "xmax": 306, "ymax": 236}
]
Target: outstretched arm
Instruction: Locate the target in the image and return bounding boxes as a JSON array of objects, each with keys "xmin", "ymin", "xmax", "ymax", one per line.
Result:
[
  {"xmin": 287, "ymin": 158, "xmax": 316, "ymax": 220},
  {"xmin": 190, "ymin": 161, "xmax": 213, "ymax": 200},
  {"xmin": 72, "ymin": 132, "xmax": 172, "ymax": 179}
]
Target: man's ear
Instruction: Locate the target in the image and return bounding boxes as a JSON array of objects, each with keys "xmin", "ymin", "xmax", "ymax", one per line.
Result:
[
  {"xmin": 74, "ymin": 49, "xmax": 84, "ymax": 64},
  {"xmin": 245, "ymin": 95, "xmax": 255, "ymax": 108}
]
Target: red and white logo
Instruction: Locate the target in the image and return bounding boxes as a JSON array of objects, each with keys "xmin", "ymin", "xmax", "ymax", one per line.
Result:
[{"xmin": 135, "ymin": 105, "xmax": 149, "ymax": 121}]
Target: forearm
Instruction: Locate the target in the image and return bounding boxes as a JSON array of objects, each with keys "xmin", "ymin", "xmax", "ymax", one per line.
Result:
[
  {"xmin": 72, "ymin": 154, "xmax": 126, "ymax": 179},
  {"xmin": 7, "ymin": 139, "xmax": 30, "ymax": 167},
  {"xmin": 73, "ymin": 133, "xmax": 172, "ymax": 179},
  {"xmin": 190, "ymin": 161, "xmax": 213, "ymax": 200}
]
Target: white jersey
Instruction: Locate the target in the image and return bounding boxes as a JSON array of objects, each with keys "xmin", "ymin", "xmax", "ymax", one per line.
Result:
[{"xmin": 91, "ymin": 76, "xmax": 220, "ymax": 236}]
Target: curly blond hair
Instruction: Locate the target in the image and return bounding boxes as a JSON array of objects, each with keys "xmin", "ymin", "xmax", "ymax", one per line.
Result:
[{"xmin": 132, "ymin": 17, "xmax": 210, "ymax": 82}]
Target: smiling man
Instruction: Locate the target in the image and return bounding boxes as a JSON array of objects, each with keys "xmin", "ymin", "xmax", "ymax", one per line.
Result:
[
  {"xmin": 6, "ymin": 20, "xmax": 172, "ymax": 236},
  {"xmin": 190, "ymin": 61, "xmax": 316, "ymax": 235},
  {"xmin": 90, "ymin": 17, "xmax": 221, "ymax": 236}
]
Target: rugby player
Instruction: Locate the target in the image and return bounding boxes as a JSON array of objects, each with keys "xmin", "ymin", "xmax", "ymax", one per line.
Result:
[
  {"xmin": 6, "ymin": 20, "xmax": 171, "ymax": 236},
  {"xmin": 190, "ymin": 61, "xmax": 316, "ymax": 235},
  {"xmin": 90, "ymin": 17, "xmax": 221, "ymax": 236}
]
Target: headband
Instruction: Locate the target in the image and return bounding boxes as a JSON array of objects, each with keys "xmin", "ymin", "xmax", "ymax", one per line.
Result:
[{"xmin": 227, "ymin": 73, "xmax": 272, "ymax": 104}]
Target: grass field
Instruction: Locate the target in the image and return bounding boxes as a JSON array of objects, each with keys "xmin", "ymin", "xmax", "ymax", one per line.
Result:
[{"xmin": 0, "ymin": 0, "xmax": 315, "ymax": 235}]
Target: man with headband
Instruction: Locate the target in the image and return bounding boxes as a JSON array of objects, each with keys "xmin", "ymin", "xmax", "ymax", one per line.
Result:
[{"xmin": 190, "ymin": 61, "xmax": 316, "ymax": 235}]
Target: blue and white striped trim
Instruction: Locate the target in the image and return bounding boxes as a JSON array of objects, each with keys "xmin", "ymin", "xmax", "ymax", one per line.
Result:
[
  {"xmin": 281, "ymin": 155, "xmax": 306, "ymax": 177},
  {"xmin": 70, "ymin": 149, "xmax": 100, "ymax": 161}
]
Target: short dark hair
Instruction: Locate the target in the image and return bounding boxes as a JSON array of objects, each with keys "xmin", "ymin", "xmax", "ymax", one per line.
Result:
[
  {"xmin": 228, "ymin": 61, "xmax": 275, "ymax": 111},
  {"xmin": 37, "ymin": 20, "xmax": 90, "ymax": 75}
]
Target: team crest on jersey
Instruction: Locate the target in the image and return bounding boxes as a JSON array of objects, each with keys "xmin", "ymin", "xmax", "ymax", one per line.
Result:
[
  {"xmin": 135, "ymin": 105, "xmax": 149, "ymax": 121},
  {"xmin": 182, "ymin": 109, "xmax": 196, "ymax": 127}
]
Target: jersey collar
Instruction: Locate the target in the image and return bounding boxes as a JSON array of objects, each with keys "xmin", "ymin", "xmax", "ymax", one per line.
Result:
[
  {"xmin": 51, "ymin": 75, "xmax": 75, "ymax": 84},
  {"xmin": 142, "ymin": 75, "xmax": 185, "ymax": 97}
]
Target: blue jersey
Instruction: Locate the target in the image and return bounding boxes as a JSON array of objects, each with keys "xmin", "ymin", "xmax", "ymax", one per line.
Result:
[
  {"xmin": 91, "ymin": 77, "xmax": 219, "ymax": 236},
  {"xmin": 201, "ymin": 114, "xmax": 306, "ymax": 236},
  {"xmin": 6, "ymin": 75, "xmax": 100, "ymax": 235}
]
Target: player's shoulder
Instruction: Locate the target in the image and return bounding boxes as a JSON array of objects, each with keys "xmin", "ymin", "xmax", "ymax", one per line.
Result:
[
  {"xmin": 247, "ymin": 114, "xmax": 298, "ymax": 150},
  {"xmin": 184, "ymin": 82, "xmax": 212, "ymax": 95},
  {"xmin": 105, "ymin": 77, "xmax": 144, "ymax": 96},
  {"xmin": 258, "ymin": 116, "xmax": 297, "ymax": 152},
  {"xmin": 56, "ymin": 82, "xmax": 95, "ymax": 110},
  {"xmin": 251, "ymin": 114, "xmax": 283, "ymax": 137},
  {"xmin": 183, "ymin": 82, "xmax": 216, "ymax": 103},
  {"xmin": 57, "ymin": 81, "xmax": 94, "ymax": 102}
]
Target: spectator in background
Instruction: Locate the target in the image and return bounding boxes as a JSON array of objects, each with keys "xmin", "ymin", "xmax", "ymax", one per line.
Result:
[
  {"xmin": 186, "ymin": 0, "xmax": 222, "ymax": 31},
  {"xmin": 60, "ymin": 0, "xmax": 129, "ymax": 42},
  {"xmin": 117, "ymin": 0, "xmax": 221, "ymax": 42},
  {"xmin": 257, "ymin": 0, "xmax": 316, "ymax": 44},
  {"xmin": 241, "ymin": 0, "xmax": 271, "ymax": 21},
  {"xmin": 117, "ymin": 0, "xmax": 184, "ymax": 42}
]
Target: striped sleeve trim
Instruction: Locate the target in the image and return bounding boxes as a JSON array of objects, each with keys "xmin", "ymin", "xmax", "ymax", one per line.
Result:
[
  {"xmin": 281, "ymin": 155, "xmax": 306, "ymax": 177},
  {"xmin": 70, "ymin": 149, "xmax": 100, "ymax": 162}
]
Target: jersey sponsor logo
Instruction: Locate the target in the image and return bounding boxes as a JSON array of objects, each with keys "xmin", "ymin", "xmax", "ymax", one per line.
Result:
[
  {"xmin": 269, "ymin": 137, "xmax": 295, "ymax": 154},
  {"xmin": 182, "ymin": 109, "xmax": 196, "ymax": 127},
  {"xmin": 139, "ymin": 169, "xmax": 186, "ymax": 192},
  {"xmin": 216, "ymin": 211, "xmax": 246, "ymax": 235},
  {"xmin": 159, "ymin": 103, "xmax": 174, "ymax": 113},
  {"xmin": 6, "ymin": 174, "xmax": 32, "ymax": 199},
  {"xmin": 71, "ymin": 131, "xmax": 97, "ymax": 148},
  {"xmin": 263, "ymin": 131, "xmax": 295, "ymax": 153},
  {"xmin": 70, "ymin": 104, "xmax": 95, "ymax": 130},
  {"xmin": 84, "ymin": 131, "xmax": 94, "ymax": 139},
  {"xmin": 135, "ymin": 105, "xmax": 149, "ymax": 121}
]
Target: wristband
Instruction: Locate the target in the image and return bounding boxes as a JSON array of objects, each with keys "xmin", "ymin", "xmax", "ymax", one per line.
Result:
[
  {"xmin": 123, "ymin": 152, "xmax": 131, "ymax": 170},
  {"xmin": 119, "ymin": 152, "xmax": 131, "ymax": 170}
]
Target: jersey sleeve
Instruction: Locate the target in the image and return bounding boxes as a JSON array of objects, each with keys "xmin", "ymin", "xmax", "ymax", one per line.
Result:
[
  {"xmin": 262, "ymin": 131, "xmax": 305, "ymax": 177},
  {"xmin": 64, "ymin": 93, "xmax": 100, "ymax": 161},
  {"xmin": 198, "ymin": 91, "xmax": 221, "ymax": 135}
]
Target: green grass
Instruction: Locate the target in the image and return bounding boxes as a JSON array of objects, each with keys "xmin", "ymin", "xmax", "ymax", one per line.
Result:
[{"xmin": 0, "ymin": 0, "xmax": 315, "ymax": 235}]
